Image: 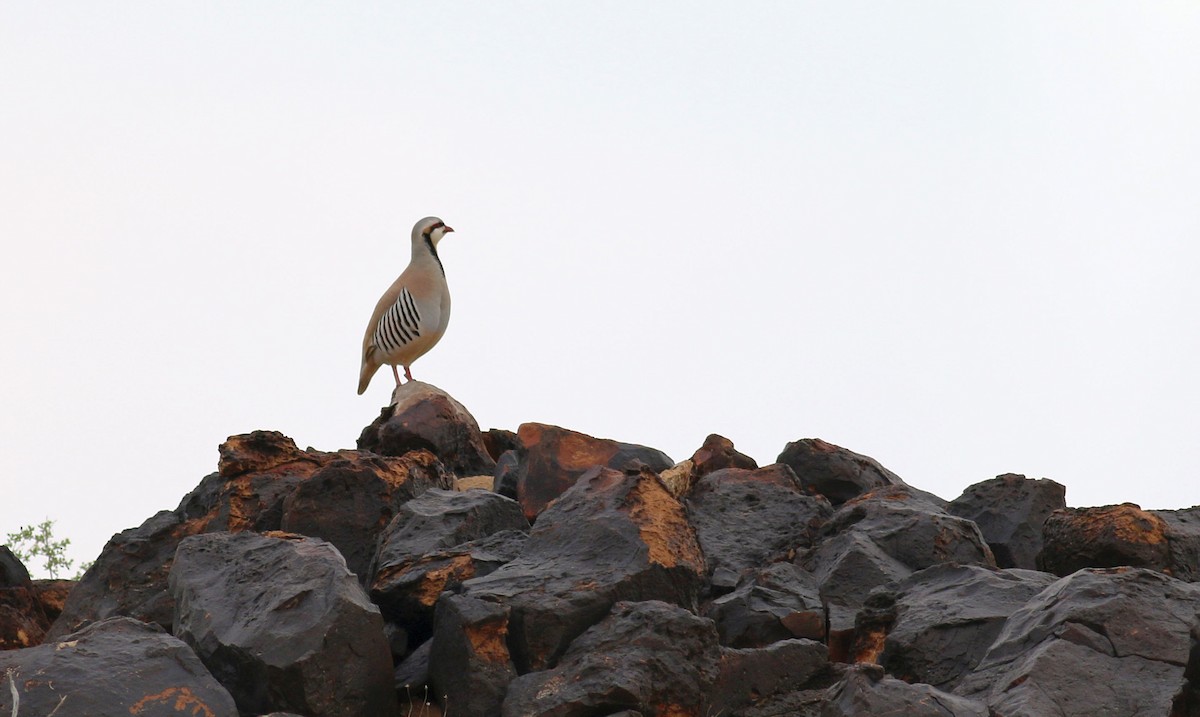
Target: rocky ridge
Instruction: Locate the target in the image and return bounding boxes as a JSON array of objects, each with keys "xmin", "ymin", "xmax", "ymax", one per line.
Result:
[{"xmin": 0, "ymin": 380, "xmax": 1198, "ymax": 717}]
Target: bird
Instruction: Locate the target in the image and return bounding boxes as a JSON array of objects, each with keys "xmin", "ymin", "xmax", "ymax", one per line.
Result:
[{"xmin": 357, "ymin": 216, "xmax": 455, "ymax": 395}]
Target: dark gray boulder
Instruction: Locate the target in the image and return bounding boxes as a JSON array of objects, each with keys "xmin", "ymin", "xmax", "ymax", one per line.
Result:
[
  {"xmin": 501, "ymin": 600, "xmax": 722, "ymax": 717},
  {"xmin": 818, "ymin": 486, "xmax": 994, "ymax": 572},
  {"xmin": 802, "ymin": 529, "xmax": 911, "ymax": 660},
  {"xmin": 169, "ymin": 531, "xmax": 398, "ymax": 717},
  {"xmin": 956, "ymin": 567, "xmax": 1200, "ymax": 716},
  {"xmin": 686, "ymin": 464, "xmax": 832, "ymax": 592},
  {"xmin": 372, "ymin": 529, "xmax": 528, "ymax": 644},
  {"xmin": 947, "ymin": 473, "xmax": 1066, "ymax": 569},
  {"xmin": 711, "ymin": 639, "xmax": 830, "ymax": 716},
  {"xmin": 853, "ymin": 563, "xmax": 1057, "ymax": 689},
  {"xmin": 823, "ymin": 664, "xmax": 987, "ymax": 717},
  {"xmin": 370, "ymin": 488, "xmax": 529, "ymax": 580},
  {"xmin": 394, "ymin": 638, "xmax": 433, "ymax": 693},
  {"xmin": 498, "ymin": 600, "xmax": 826, "ymax": 717},
  {"xmin": 48, "ymin": 509, "xmax": 189, "ymax": 637},
  {"xmin": 1172, "ymin": 613, "xmax": 1200, "ymax": 716},
  {"xmin": 800, "ymin": 487, "xmax": 994, "ymax": 659},
  {"xmin": 49, "ymin": 432, "xmax": 448, "ymax": 638},
  {"xmin": 704, "ymin": 561, "xmax": 826, "ymax": 647},
  {"xmin": 280, "ymin": 454, "xmax": 453, "ymax": 578},
  {"xmin": 775, "ymin": 438, "xmax": 914, "ymax": 506},
  {"xmin": 0, "ymin": 616, "xmax": 238, "ymax": 717},
  {"xmin": 429, "ymin": 467, "xmax": 705, "ymax": 715},
  {"xmin": 1156, "ymin": 507, "xmax": 1200, "ymax": 582},
  {"xmin": 428, "ymin": 593, "xmax": 516, "ymax": 717}
]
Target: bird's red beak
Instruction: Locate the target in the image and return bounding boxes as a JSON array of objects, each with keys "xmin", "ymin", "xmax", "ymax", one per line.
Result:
[{"xmin": 444, "ymin": 225, "xmax": 455, "ymax": 234}]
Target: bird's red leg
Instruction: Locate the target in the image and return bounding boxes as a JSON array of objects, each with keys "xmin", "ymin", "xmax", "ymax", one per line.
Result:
[
  {"xmin": 392, "ymin": 364, "xmax": 401, "ymax": 386},
  {"xmin": 404, "ymin": 365, "xmax": 414, "ymax": 382}
]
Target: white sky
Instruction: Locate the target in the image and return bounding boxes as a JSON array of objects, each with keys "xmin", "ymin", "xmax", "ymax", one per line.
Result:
[{"xmin": 2, "ymin": 3, "xmax": 1198, "ymax": 576}]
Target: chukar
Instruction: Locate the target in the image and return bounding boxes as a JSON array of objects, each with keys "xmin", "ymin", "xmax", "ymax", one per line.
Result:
[{"xmin": 357, "ymin": 216, "xmax": 454, "ymax": 394}]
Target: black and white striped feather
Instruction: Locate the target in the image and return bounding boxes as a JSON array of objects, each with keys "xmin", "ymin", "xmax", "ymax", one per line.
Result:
[{"xmin": 373, "ymin": 287, "xmax": 423, "ymax": 354}]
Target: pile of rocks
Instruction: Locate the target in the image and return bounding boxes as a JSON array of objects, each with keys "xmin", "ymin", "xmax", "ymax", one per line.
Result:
[{"xmin": 3, "ymin": 382, "xmax": 1200, "ymax": 717}]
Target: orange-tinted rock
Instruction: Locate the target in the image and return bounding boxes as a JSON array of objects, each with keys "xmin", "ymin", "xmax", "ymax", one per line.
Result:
[
  {"xmin": 692, "ymin": 434, "xmax": 758, "ymax": 479},
  {"xmin": 358, "ymin": 381, "xmax": 496, "ymax": 478},
  {"xmin": 431, "ymin": 467, "xmax": 705, "ymax": 715},
  {"xmin": 372, "ymin": 526, "xmax": 527, "ymax": 644},
  {"xmin": 481, "ymin": 428, "xmax": 521, "ymax": 463},
  {"xmin": 217, "ymin": 430, "xmax": 316, "ymax": 478},
  {"xmin": 428, "ymin": 594, "xmax": 516, "ymax": 717},
  {"xmin": 0, "ymin": 547, "xmax": 50, "ymax": 650},
  {"xmin": 659, "ymin": 435, "xmax": 759, "ymax": 499},
  {"xmin": 50, "ymin": 435, "xmax": 451, "ymax": 638},
  {"xmin": 1038, "ymin": 503, "xmax": 1173, "ymax": 577},
  {"xmin": 31, "ymin": 579, "xmax": 74, "ymax": 623},
  {"xmin": 0, "ymin": 587, "xmax": 48, "ymax": 650},
  {"xmin": 507, "ymin": 423, "xmax": 674, "ymax": 521},
  {"xmin": 281, "ymin": 451, "xmax": 453, "ymax": 578}
]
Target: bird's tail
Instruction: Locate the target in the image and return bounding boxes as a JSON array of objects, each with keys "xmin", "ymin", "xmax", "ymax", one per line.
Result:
[{"xmin": 357, "ymin": 357, "xmax": 380, "ymax": 395}]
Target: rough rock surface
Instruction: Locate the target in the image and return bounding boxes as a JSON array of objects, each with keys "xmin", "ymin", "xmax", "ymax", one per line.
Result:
[
  {"xmin": 428, "ymin": 593, "xmax": 517, "ymax": 717},
  {"xmin": 660, "ymin": 434, "xmax": 759, "ymax": 498},
  {"xmin": 169, "ymin": 531, "xmax": 398, "ymax": 717},
  {"xmin": 1038, "ymin": 503, "xmax": 1186, "ymax": 577},
  {"xmin": 50, "ymin": 432, "xmax": 449, "ymax": 637},
  {"xmin": 482, "ymin": 428, "xmax": 522, "ymax": 463},
  {"xmin": 430, "ymin": 467, "xmax": 705, "ymax": 715},
  {"xmin": 0, "ymin": 616, "xmax": 238, "ymax": 717},
  {"xmin": 372, "ymin": 529, "xmax": 528, "ymax": 644},
  {"xmin": 501, "ymin": 600, "xmax": 723, "ymax": 717},
  {"xmin": 704, "ymin": 561, "xmax": 826, "ymax": 647},
  {"xmin": 0, "ymin": 547, "xmax": 29, "ymax": 586},
  {"xmin": 1155, "ymin": 506, "xmax": 1200, "ymax": 581},
  {"xmin": 852, "ymin": 563, "xmax": 1057, "ymax": 689},
  {"xmin": 817, "ymin": 487, "xmax": 994, "ymax": 572},
  {"xmin": 505, "ymin": 422, "xmax": 674, "ymax": 521},
  {"xmin": 30, "ymin": 579, "xmax": 74, "ymax": 624},
  {"xmin": 358, "ymin": 381, "xmax": 497, "ymax": 477},
  {"xmin": 500, "ymin": 600, "xmax": 829, "ymax": 717},
  {"xmin": 1172, "ymin": 615, "xmax": 1200, "ymax": 717},
  {"xmin": 369, "ymin": 489, "xmax": 529, "ymax": 643},
  {"xmin": 0, "ymin": 548, "xmax": 49, "ymax": 650},
  {"xmin": 775, "ymin": 438, "xmax": 911, "ymax": 506},
  {"xmin": 712, "ymin": 638, "xmax": 830, "ymax": 716},
  {"xmin": 280, "ymin": 452, "xmax": 453, "ymax": 578},
  {"xmin": 800, "ymin": 487, "xmax": 994, "ymax": 657},
  {"xmin": 947, "ymin": 473, "xmax": 1066, "ymax": 569},
  {"xmin": 371, "ymin": 488, "xmax": 529, "ymax": 580},
  {"xmin": 824, "ymin": 664, "xmax": 988, "ymax": 717},
  {"xmin": 956, "ymin": 567, "xmax": 1200, "ymax": 716},
  {"xmin": 17, "ymin": 383, "xmax": 1200, "ymax": 717},
  {"xmin": 686, "ymin": 464, "xmax": 832, "ymax": 591}
]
